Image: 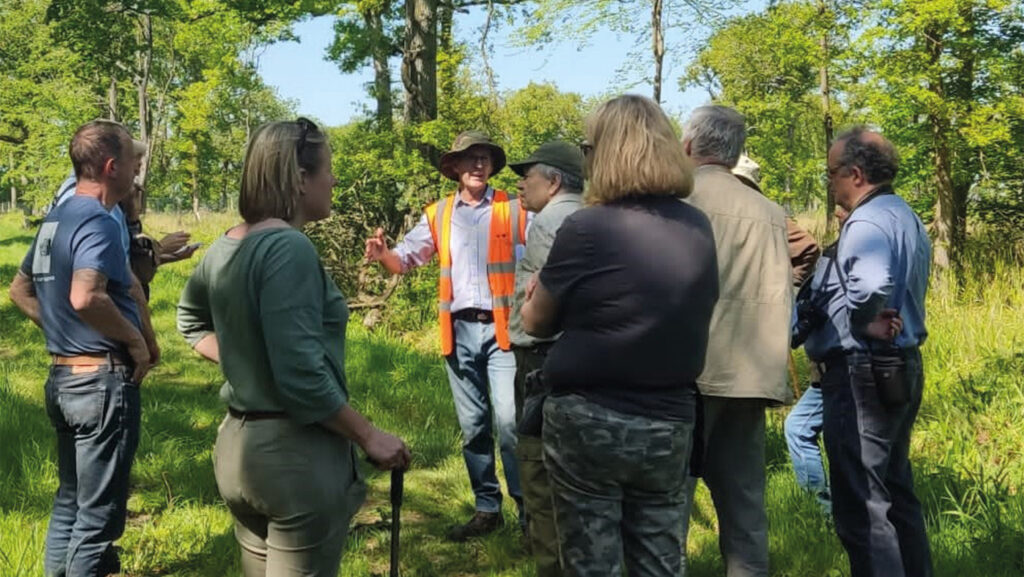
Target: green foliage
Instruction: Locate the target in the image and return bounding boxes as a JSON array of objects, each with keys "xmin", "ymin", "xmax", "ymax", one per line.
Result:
[
  {"xmin": 0, "ymin": 0, "xmax": 98, "ymax": 205},
  {"xmin": 0, "ymin": 0, "xmax": 297, "ymax": 213},
  {"xmin": 683, "ymin": 1, "xmax": 848, "ymax": 210}
]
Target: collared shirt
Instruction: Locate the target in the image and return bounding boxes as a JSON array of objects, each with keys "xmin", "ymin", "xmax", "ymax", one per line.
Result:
[
  {"xmin": 509, "ymin": 193, "xmax": 583, "ymax": 347},
  {"xmin": 836, "ymin": 188, "xmax": 930, "ymax": 351},
  {"xmin": 395, "ymin": 186, "xmax": 530, "ymax": 313}
]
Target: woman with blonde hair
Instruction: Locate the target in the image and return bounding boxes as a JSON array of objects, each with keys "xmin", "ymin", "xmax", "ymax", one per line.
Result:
[
  {"xmin": 521, "ymin": 95, "xmax": 719, "ymax": 577},
  {"xmin": 177, "ymin": 118, "xmax": 410, "ymax": 576}
]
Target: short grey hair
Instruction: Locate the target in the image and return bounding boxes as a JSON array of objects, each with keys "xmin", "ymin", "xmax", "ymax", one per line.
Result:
[
  {"xmin": 683, "ymin": 105, "xmax": 746, "ymax": 168},
  {"xmin": 534, "ymin": 163, "xmax": 584, "ymax": 194}
]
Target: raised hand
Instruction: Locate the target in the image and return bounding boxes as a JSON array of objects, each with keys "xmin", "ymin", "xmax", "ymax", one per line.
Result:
[{"xmin": 364, "ymin": 227, "xmax": 389, "ymax": 263}]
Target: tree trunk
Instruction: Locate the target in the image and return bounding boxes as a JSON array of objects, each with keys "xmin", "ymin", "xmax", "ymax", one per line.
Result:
[
  {"xmin": 818, "ymin": 0, "xmax": 836, "ymax": 232},
  {"xmin": 108, "ymin": 77, "xmax": 118, "ymax": 121},
  {"xmin": 652, "ymin": 0, "xmax": 664, "ymax": 104},
  {"xmin": 136, "ymin": 13, "xmax": 154, "ymax": 211},
  {"xmin": 8, "ymin": 152, "xmax": 15, "ymax": 209},
  {"xmin": 926, "ymin": 24, "xmax": 958, "ymax": 270},
  {"xmin": 191, "ymin": 141, "xmax": 201, "ymax": 221},
  {"xmin": 365, "ymin": 6, "xmax": 393, "ymax": 131},
  {"xmin": 402, "ymin": 0, "xmax": 438, "ymax": 164}
]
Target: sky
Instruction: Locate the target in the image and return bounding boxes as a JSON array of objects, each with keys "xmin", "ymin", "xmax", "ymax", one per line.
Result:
[{"xmin": 257, "ymin": 2, "xmax": 766, "ymax": 127}]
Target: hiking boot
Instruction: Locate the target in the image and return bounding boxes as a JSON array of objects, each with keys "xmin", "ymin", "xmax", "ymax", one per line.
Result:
[{"xmin": 447, "ymin": 511, "xmax": 504, "ymax": 542}]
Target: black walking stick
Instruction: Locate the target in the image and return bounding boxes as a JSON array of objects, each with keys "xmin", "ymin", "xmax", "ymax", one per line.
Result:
[{"xmin": 390, "ymin": 468, "xmax": 404, "ymax": 577}]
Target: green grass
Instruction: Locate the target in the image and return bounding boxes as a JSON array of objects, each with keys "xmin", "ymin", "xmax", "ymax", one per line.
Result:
[{"xmin": 1, "ymin": 210, "xmax": 1022, "ymax": 576}]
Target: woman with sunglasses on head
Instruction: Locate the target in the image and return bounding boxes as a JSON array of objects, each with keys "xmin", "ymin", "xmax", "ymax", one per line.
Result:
[
  {"xmin": 520, "ymin": 95, "xmax": 719, "ymax": 577},
  {"xmin": 177, "ymin": 118, "xmax": 411, "ymax": 576}
]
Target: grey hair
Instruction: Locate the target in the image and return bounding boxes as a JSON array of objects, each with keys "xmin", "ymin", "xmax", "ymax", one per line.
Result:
[
  {"xmin": 534, "ymin": 163, "xmax": 584, "ymax": 194},
  {"xmin": 683, "ymin": 105, "xmax": 746, "ymax": 168}
]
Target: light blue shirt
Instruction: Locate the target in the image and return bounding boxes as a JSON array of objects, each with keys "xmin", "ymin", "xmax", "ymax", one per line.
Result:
[
  {"xmin": 807, "ymin": 187, "xmax": 930, "ymax": 355},
  {"xmin": 395, "ymin": 187, "xmax": 517, "ymax": 313}
]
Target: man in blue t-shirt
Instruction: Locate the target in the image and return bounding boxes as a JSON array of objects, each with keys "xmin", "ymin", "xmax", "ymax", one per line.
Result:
[{"xmin": 9, "ymin": 120, "xmax": 158, "ymax": 577}]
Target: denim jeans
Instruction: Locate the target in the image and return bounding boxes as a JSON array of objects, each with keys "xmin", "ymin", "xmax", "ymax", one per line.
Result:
[
  {"xmin": 784, "ymin": 384, "xmax": 832, "ymax": 514},
  {"xmin": 43, "ymin": 364, "xmax": 141, "ymax": 577},
  {"xmin": 543, "ymin": 393, "xmax": 694, "ymax": 577},
  {"xmin": 444, "ymin": 319, "xmax": 522, "ymax": 513},
  {"xmin": 821, "ymin": 350, "xmax": 932, "ymax": 577}
]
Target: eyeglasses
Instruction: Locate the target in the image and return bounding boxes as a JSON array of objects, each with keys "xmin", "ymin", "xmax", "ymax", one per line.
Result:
[
  {"xmin": 826, "ymin": 164, "xmax": 845, "ymax": 178},
  {"xmin": 579, "ymin": 141, "xmax": 594, "ymax": 157},
  {"xmin": 295, "ymin": 117, "xmax": 318, "ymax": 157}
]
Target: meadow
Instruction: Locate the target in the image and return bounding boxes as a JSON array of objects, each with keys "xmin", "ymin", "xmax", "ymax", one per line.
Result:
[{"xmin": 0, "ymin": 210, "xmax": 1021, "ymax": 576}]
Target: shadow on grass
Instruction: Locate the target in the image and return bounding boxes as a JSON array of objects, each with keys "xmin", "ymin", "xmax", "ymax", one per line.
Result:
[{"xmin": 0, "ymin": 235, "xmax": 33, "ymax": 248}]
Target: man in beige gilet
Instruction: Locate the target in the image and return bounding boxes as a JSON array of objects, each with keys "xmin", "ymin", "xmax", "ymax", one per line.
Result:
[{"xmin": 680, "ymin": 106, "xmax": 793, "ymax": 577}]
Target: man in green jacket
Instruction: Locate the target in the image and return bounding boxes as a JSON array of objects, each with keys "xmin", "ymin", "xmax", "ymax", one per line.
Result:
[{"xmin": 508, "ymin": 140, "xmax": 585, "ymax": 577}]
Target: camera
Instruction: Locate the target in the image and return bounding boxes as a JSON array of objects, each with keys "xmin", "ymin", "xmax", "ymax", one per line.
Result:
[{"xmin": 791, "ymin": 282, "xmax": 828, "ymax": 348}]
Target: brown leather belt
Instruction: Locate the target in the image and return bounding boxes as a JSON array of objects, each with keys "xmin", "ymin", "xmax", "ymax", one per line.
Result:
[
  {"xmin": 52, "ymin": 352, "xmax": 127, "ymax": 366},
  {"xmin": 452, "ymin": 308, "xmax": 494, "ymax": 323}
]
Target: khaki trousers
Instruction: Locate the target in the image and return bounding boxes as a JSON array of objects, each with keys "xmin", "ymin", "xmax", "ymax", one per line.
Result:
[{"xmin": 214, "ymin": 414, "xmax": 367, "ymax": 577}]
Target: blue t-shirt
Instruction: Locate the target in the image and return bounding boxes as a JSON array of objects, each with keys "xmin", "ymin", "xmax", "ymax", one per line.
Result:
[
  {"xmin": 21, "ymin": 195, "xmax": 141, "ymax": 355},
  {"xmin": 52, "ymin": 176, "xmax": 131, "ymax": 259}
]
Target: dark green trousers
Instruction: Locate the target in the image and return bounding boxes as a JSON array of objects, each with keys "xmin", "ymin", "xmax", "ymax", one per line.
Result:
[{"xmin": 513, "ymin": 346, "xmax": 564, "ymax": 577}]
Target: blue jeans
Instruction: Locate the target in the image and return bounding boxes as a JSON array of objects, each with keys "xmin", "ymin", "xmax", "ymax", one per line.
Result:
[
  {"xmin": 784, "ymin": 384, "xmax": 831, "ymax": 513},
  {"xmin": 822, "ymin": 350, "xmax": 932, "ymax": 577},
  {"xmin": 444, "ymin": 319, "xmax": 522, "ymax": 513},
  {"xmin": 43, "ymin": 364, "xmax": 141, "ymax": 577}
]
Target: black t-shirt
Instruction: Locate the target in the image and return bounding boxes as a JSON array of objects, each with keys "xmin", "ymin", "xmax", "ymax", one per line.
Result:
[{"xmin": 538, "ymin": 195, "xmax": 719, "ymax": 421}]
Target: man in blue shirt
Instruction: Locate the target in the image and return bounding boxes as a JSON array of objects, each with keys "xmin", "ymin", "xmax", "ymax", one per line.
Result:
[
  {"xmin": 821, "ymin": 127, "xmax": 933, "ymax": 577},
  {"xmin": 8, "ymin": 120, "xmax": 158, "ymax": 577}
]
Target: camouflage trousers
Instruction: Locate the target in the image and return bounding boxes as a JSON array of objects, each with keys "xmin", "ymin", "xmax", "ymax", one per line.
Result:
[{"xmin": 542, "ymin": 393, "xmax": 695, "ymax": 577}]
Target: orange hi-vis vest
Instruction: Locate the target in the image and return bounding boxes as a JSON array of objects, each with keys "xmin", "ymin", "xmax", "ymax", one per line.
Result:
[{"xmin": 425, "ymin": 189, "xmax": 528, "ymax": 356}]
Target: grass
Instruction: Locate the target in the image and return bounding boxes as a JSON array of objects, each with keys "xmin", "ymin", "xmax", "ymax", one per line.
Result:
[{"xmin": 1, "ymin": 209, "xmax": 1022, "ymax": 576}]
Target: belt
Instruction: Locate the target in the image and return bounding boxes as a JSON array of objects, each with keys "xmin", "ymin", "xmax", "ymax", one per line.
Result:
[
  {"xmin": 512, "ymin": 342, "xmax": 553, "ymax": 356},
  {"xmin": 52, "ymin": 352, "xmax": 127, "ymax": 366},
  {"xmin": 451, "ymin": 308, "xmax": 494, "ymax": 323},
  {"xmin": 227, "ymin": 406, "xmax": 288, "ymax": 421}
]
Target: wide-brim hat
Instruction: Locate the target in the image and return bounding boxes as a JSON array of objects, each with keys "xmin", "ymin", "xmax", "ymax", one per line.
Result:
[
  {"xmin": 508, "ymin": 140, "xmax": 584, "ymax": 182},
  {"xmin": 439, "ymin": 130, "xmax": 506, "ymax": 181}
]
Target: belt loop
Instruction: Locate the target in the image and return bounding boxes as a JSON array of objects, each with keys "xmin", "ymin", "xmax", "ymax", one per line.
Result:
[{"xmin": 106, "ymin": 351, "xmax": 114, "ymax": 373}]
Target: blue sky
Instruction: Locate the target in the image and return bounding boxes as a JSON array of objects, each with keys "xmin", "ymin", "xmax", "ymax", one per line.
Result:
[{"xmin": 257, "ymin": 2, "xmax": 765, "ymax": 126}]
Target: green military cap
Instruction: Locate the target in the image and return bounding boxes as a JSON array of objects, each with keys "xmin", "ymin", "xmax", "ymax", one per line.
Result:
[
  {"xmin": 439, "ymin": 130, "xmax": 507, "ymax": 181},
  {"xmin": 508, "ymin": 140, "xmax": 584, "ymax": 181}
]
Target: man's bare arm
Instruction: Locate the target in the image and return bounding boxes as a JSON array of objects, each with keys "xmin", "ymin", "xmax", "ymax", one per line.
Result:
[
  {"xmin": 9, "ymin": 271, "xmax": 42, "ymax": 327},
  {"xmin": 70, "ymin": 269, "xmax": 152, "ymax": 382}
]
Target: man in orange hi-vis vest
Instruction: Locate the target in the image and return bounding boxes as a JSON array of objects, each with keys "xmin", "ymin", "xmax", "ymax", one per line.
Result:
[{"xmin": 365, "ymin": 130, "xmax": 528, "ymax": 541}]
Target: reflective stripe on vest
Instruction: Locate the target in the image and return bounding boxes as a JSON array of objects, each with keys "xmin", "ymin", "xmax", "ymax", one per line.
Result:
[{"xmin": 425, "ymin": 190, "xmax": 527, "ymax": 356}]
